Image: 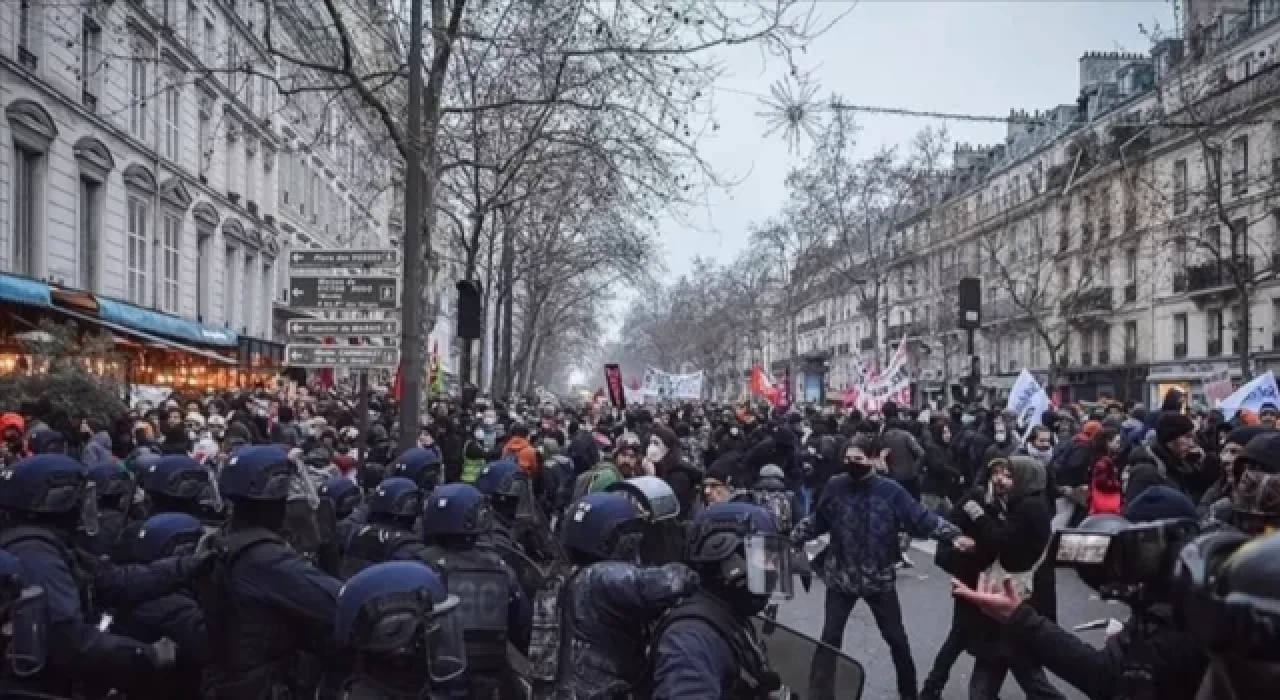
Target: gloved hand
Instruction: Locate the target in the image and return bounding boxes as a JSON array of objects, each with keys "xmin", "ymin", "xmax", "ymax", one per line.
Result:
[
  {"xmin": 186, "ymin": 531, "xmax": 224, "ymax": 578},
  {"xmin": 962, "ymin": 500, "xmax": 986, "ymax": 521},
  {"xmin": 149, "ymin": 638, "xmax": 178, "ymax": 669}
]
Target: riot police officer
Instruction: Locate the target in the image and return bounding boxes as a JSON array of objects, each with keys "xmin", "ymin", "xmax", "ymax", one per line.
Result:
[
  {"xmin": 0, "ymin": 548, "xmax": 47, "ymax": 687},
  {"xmin": 317, "ymin": 476, "xmax": 364, "ymax": 578},
  {"xmin": 0, "ymin": 454, "xmax": 197, "ymax": 697},
  {"xmin": 553, "ymin": 492, "xmax": 699, "ymax": 698},
  {"xmin": 194, "ymin": 444, "xmax": 342, "ymax": 699},
  {"xmin": 114, "ymin": 512, "xmax": 210, "ymax": 700},
  {"xmin": 393, "ymin": 446, "xmax": 445, "ymax": 493},
  {"xmin": 605, "ymin": 475, "xmax": 686, "ymax": 565},
  {"xmin": 421, "ymin": 482, "xmax": 532, "ymax": 697},
  {"xmin": 339, "ymin": 477, "xmax": 428, "ymax": 579},
  {"xmin": 649, "ymin": 502, "xmax": 790, "ymax": 699},
  {"xmin": 333, "ymin": 560, "xmax": 468, "ymax": 699},
  {"xmin": 79, "ymin": 462, "xmax": 140, "ymax": 558},
  {"xmin": 140, "ymin": 454, "xmax": 221, "ymax": 521},
  {"xmin": 474, "ymin": 459, "xmax": 561, "ymax": 567}
]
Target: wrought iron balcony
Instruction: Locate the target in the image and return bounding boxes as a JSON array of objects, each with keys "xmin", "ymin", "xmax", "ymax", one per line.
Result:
[
  {"xmin": 1186, "ymin": 256, "xmax": 1254, "ymax": 294},
  {"xmin": 1060, "ymin": 287, "xmax": 1113, "ymax": 316}
]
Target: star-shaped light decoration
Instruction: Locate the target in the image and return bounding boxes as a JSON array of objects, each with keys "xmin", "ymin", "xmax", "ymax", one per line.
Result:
[{"xmin": 758, "ymin": 75, "xmax": 823, "ymax": 152}]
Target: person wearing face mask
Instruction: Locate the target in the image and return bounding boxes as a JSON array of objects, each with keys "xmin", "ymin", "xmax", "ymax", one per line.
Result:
[
  {"xmin": 979, "ymin": 418, "xmax": 1019, "ymax": 484},
  {"xmin": 955, "ymin": 457, "xmax": 1064, "ymax": 700},
  {"xmin": 647, "ymin": 425, "xmax": 701, "ymax": 520},
  {"xmin": 792, "ymin": 435, "xmax": 975, "ymax": 700},
  {"xmin": 1019, "ymin": 425, "xmax": 1054, "ymax": 467}
]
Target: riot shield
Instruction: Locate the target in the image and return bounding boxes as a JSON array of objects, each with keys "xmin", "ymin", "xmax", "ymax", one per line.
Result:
[
  {"xmin": 447, "ymin": 567, "xmax": 511, "ymax": 673},
  {"xmin": 492, "ymin": 540, "xmax": 549, "ymax": 599},
  {"xmin": 751, "ymin": 616, "xmax": 865, "ymax": 700}
]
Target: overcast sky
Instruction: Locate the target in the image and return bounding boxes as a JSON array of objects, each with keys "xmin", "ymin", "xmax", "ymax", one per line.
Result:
[{"xmin": 654, "ymin": 0, "xmax": 1178, "ymax": 276}]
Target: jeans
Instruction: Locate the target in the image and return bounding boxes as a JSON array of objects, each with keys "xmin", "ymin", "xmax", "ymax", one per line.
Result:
[
  {"xmin": 969, "ymin": 659, "xmax": 1067, "ymax": 700},
  {"xmin": 923, "ymin": 617, "xmax": 965, "ymax": 692},
  {"xmin": 821, "ymin": 587, "xmax": 917, "ymax": 697}
]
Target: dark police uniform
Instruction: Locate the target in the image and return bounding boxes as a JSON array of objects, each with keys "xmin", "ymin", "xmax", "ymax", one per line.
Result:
[{"xmin": 194, "ymin": 445, "xmax": 342, "ymax": 699}]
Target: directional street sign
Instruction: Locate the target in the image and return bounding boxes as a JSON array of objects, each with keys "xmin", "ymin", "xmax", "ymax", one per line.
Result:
[
  {"xmin": 289, "ymin": 250, "xmax": 399, "ymax": 269},
  {"xmin": 287, "ymin": 319, "xmax": 400, "ymax": 337},
  {"xmin": 285, "ymin": 345, "xmax": 401, "ymax": 368},
  {"xmin": 288, "ymin": 276, "xmax": 399, "ymax": 310}
]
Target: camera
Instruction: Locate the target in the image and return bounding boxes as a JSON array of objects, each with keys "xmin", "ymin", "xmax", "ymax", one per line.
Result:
[{"xmin": 1051, "ymin": 517, "xmax": 1201, "ymax": 604}]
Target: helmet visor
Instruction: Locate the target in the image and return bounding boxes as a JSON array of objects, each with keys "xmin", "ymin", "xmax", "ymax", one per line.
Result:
[
  {"xmin": 425, "ymin": 595, "xmax": 467, "ymax": 684},
  {"xmin": 744, "ymin": 533, "xmax": 794, "ymax": 599}
]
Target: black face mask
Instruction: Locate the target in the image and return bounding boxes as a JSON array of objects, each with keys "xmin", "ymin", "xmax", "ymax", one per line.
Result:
[{"xmin": 845, "ymin": 460, "xmax": 873, "ymax": 480}]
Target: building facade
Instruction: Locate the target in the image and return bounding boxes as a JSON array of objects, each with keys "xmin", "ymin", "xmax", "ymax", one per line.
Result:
[{"xmin": 777, "ymin": 0, "xmax": 1280, "ymax": 410}]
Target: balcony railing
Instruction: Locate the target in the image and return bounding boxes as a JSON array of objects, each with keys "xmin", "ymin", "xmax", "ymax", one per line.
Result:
[
  {"xmin": 1187, "ymin": 256, "xmax": 1254, "ymax": 293},
  {"xmin": 1061, "ymin": 287, "xmax": 1113, "ymax": 316},
  {"xmin": 1174, "ymin": 342, "xmax": 1188, "ymax": 359},
  {"xmin": 858, "ymin": 337, "xmax": 875, "ymax": 351},
  {"xmin": 1208, "ymin": 339, "xmax": 1223, "ymax": 357}
]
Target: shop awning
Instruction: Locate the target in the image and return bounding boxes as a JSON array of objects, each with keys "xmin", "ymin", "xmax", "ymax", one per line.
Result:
[
  {"xmin": 56, "ymin": 306, "xmax": 236, "ymax": 365},
  {"xmin": 95, "ymin": 298, "xmax": 238, "ymax": 348},
  {"xmin": 0, "ymin": 274, "xmax": 51, "ymax": 308}
]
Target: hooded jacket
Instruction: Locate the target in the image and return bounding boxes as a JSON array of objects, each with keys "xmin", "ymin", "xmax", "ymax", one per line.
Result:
[
  {"xmin": 502, "ymin": 435, "xmax": 540, "ymax": 476},
  {"xmin": 81, "ymin": 432, "xmax": 117, "ymax": 468}
]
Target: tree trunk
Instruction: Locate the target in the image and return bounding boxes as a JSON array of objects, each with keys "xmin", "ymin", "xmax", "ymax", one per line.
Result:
[{"xmin": 499, "ymin": 217, "xmax": 516, "ymax": 397}]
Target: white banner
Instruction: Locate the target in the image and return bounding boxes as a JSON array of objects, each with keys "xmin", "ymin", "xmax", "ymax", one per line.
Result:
[
  {"xmin": 1219, "ymin": 370, "xmax": 1280, "ymax": 420},
  {"xmin": 642, "ymin": 367, "xmax": 705, "ymax": 400},
  {"xmin": 128, "ymin": 384, "xmax": 172, "ymax": 409},
  {"xmin": 1006, "ymin": 369, "xmax": 1052, "ymax": 435}
]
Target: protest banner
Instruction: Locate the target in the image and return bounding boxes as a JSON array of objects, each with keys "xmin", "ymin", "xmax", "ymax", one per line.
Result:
[{"xmin": 1219, "ymin": 371, "xmax": 1280, "ymax": 420}]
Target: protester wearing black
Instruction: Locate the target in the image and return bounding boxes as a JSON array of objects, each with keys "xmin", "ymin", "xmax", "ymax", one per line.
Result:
[{"xmin": 1125, "ymin": 412, "xmax": 1217, "ymax": 505}]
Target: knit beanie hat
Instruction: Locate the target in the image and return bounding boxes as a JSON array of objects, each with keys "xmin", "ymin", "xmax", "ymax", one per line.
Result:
[{"xmin": 1155, "ymin": 413, "xmax": 1196, "ymax": 446}]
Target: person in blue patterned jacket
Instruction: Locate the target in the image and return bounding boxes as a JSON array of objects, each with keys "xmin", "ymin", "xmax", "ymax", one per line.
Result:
[{"xmin": 792, "ymin": 434, "xmax": 975, "ymax": 700}]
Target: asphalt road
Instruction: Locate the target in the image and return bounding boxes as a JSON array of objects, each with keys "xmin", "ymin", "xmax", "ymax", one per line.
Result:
[{"xmin": 776, "ymin": 540, "xmax": 1127, "ymax": 700}]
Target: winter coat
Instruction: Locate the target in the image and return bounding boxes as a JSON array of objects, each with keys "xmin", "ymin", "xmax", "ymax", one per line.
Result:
[
  {"xmin": 1051, "ymin": 435, "xmax": 1096, "ymax": 488},
  {"xmin": 958, "ymin": 456, "xmax": 1053, "ymax": 662},
  {"xmin": 81, "ymin": 432, "xmax": 117, "ymax": 468},
  {"xmin": 880, "ymin": 425, "xmax": 925, "ymax": 482},
  {"xmin": 1089, "ymin": 453, "xmax": 1123, "ymax": 514},
  {"xmin": 920, "ymin": 436, "xmax": 960, "ymax": 497},
  {"xmin": 1124, "ymin": 443, "xmax": 1216, "ymax": 505}
]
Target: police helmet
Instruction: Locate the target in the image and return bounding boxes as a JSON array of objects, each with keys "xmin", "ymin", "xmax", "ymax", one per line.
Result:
[
  {"xmin": 320, "ymin": 477, "xmax": 363, "ymax": 520},
  {"xmin": 393, "ymin": 447, "xmax": 444, "ymax": 490},
  {"xmin": 218, "ymin": 446, "xmax": 295, "ymax": 501},
  {"xmin": 132, "ymin": 512, "xmax": 204, "ymax": 563},
  {"xmin": 473, "ymin": 459, "xmax": 527, "ymax": 499},
  {"xmin": 687, "ymin": 502, "xmax": 790, "ymax": 599},
  {"xmin": 605, "ymin": 476, "xmax": 681, "ymax": 522},
  {"xmin": 142, "ymin": 455, "xmax": 211, "ymax": 501},
  {"xmin": 86, "ymin": 464, "xmax": 136, "ymax": 502},
  {"xmin": 368, "ymin": 477, "xmax": 424, "ymax": 519},
  {"xmin": 127, "ymin": 448, "xmax": 162, "ymax": 475},
  {"xmin": 561, "ymin": 492, "xmax": 644, "ymax": 562},
  {"xmin": 0, "ymin": 550, "xmax": 23, "ymax": 583},
  {"xmin": 335, "ymin": 561, "xmax": 465, "ymax": 683},
  {"xmin": 0, "ymin": 455, "xmax": 88, "ymax": 515},
  {"xmin": 759, "ymin": 464, "xmax": 786, "ymax": 480},
  {"xmin": 421, "ymin": 483, "xmax": 491, "ymax": 537}
]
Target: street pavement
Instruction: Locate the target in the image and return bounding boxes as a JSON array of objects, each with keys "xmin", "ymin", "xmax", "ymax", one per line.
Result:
[{"xmin": 777, "ymin": 539, "xmax": 1126, "ymax": 700}]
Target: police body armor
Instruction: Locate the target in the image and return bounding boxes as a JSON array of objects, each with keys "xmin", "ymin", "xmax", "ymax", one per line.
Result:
[
  {"xmin": 527, "ymin": 568, "xmax": 579, "ymax": 697},
  {"xmin": 647, "ymin": 590, "xmax": 776, "ymax": 700},
  {"xmin": 194, "ymin": 526, "xmax": 312, "ymax": 700},
  {"xmin": 423, "ymin": 546, "xmax": 510, "ymax": 696},
  {"xmin": 0, "ymin": 526, "xmax": 78, "ymax": 698},
  {"xmin": 339, "ymin": 524, "xmax": 421, "ymax": 580},
  {"xmin": 77, "ymin": 507, "xmax": 129, "ymax": 559}
]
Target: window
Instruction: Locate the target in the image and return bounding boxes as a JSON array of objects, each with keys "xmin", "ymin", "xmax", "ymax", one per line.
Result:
[
  {"xmin": 1174, "ymin": 313, "xmax": 1188, "ymax": 358},
  {"xmin": 222, "ymin": 245, "xmax": 237, "ymax": 326},
  {"xmin": 1099, "ymin": 256, "xmax": 1111, "ymax": 285},
  {"xmin": 160, "ymin": 214, "xmax": 181, "ymax": 312},
  {"xmin": 1082, "ymin": 258, "xmax": 1094, "ymax": 281},
  {"xmin": 1098, "ymin": 325, "xmax": 1111, "ymax": 363},
  {"xmin": 1125, "ymin": 249, "xmax": 1138, "ymax": 282},
  {"xmin": 198, "ymin": 93, "xmax": 212, "ymax": 175},
  {"xmin": 18, "ymin": 1, "xmax": 35, "ymax": 66},
  {"xmin": 1059, "ymin": 263, "xmax": 1070, "ymax": 286},
  {"xmin": 1207, "ymin": 310, "xmax": 1224, "ymax": 356},
  {"xmin": 245, "ymin": 144, "xmax": 257, "ymax": 206},
  {"xmin": 227, "ymin": 39, "xmax": 240, "ymax": 93},
  {"xmin": 245, "ymin": 72, "xmax": 255, "ymax": 112},
  {"xmin": 281, "ymin": 150, "xmax": 292, "ymax": 205},
  {"xmin": 79, "ymin": 178, "xmax": 101, "ymax": 292},
  {"xmin": 81, "ymin": 19, "xmax": 102, "ymax": 108},
  {"xmin": 1081, "ymin": 329, "xmax": 1094, "ymax": 365},
  {"xmin": 1232, "ymin": 218, "xmax": 1247, "ymax": 258},
  {"xmin": 258, "ymin": 75, "xmax": 270, "ymax": 115},
  {"xmin": 1232, "ymin": 135, "xmax": 1249, "ymax": 195},
  {"xmin": 225, "ymin": 128, "xmax": 238, "ymax": 194},
  {"xmin": 130, "ymin": 41, "xmax": 150, "ymax": 142},
  {"xmin": 196, "ymin": 235, "xmax": 210, "ymax": 320},
  {"xmin": 186, "ymin": 2, "xmax": 198, "ymax": 48},
  {"xmin": 242, "ymin": 252, "xmax": 255, "ymax": 332},
  {"xmin": 12, "ymin": 148, "xmax": 40, "ymax": 276},
  {"xmin": 163, "ymin": 80, "xmax": 181, "ymax": 161},
  {"xmin": 1173, "ymin": 159, "xmax": 1188, "ymax": 213},
  {"xmin": 126, "ymin": 196, "xmax": 149, "ymax": 304},
  {"xmin": 203, "ymin": 18, "xmax": 216, "ymax": 65},
  {"xmin": 1125, "ymin": 321, "xmax": 1138, "ymax": 360}
]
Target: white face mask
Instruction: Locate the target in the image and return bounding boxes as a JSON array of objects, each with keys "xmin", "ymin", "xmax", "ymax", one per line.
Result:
[
  {"xmin": 646, "ymin": 444, "xmax": 666, "ymax": 462},
  {"xmin": 995, "ymin": 428, "xmax": 1007, "ymax": 442}
]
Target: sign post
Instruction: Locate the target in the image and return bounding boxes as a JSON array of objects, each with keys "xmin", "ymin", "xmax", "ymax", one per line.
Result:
[
  {"xmin": 286, "ymin": 320, "xmax": 401, "ymax": 337},
  {"xmin": 287, "ymin": 276, "xmax": 399, "ymax": 310},
  {"xmin": 288, "ymin": 250, "xmax": 399, "ymax": 269},
  {"xmin": 284, "ymin": 345, "xmax": 401, "ymax": 368}
]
